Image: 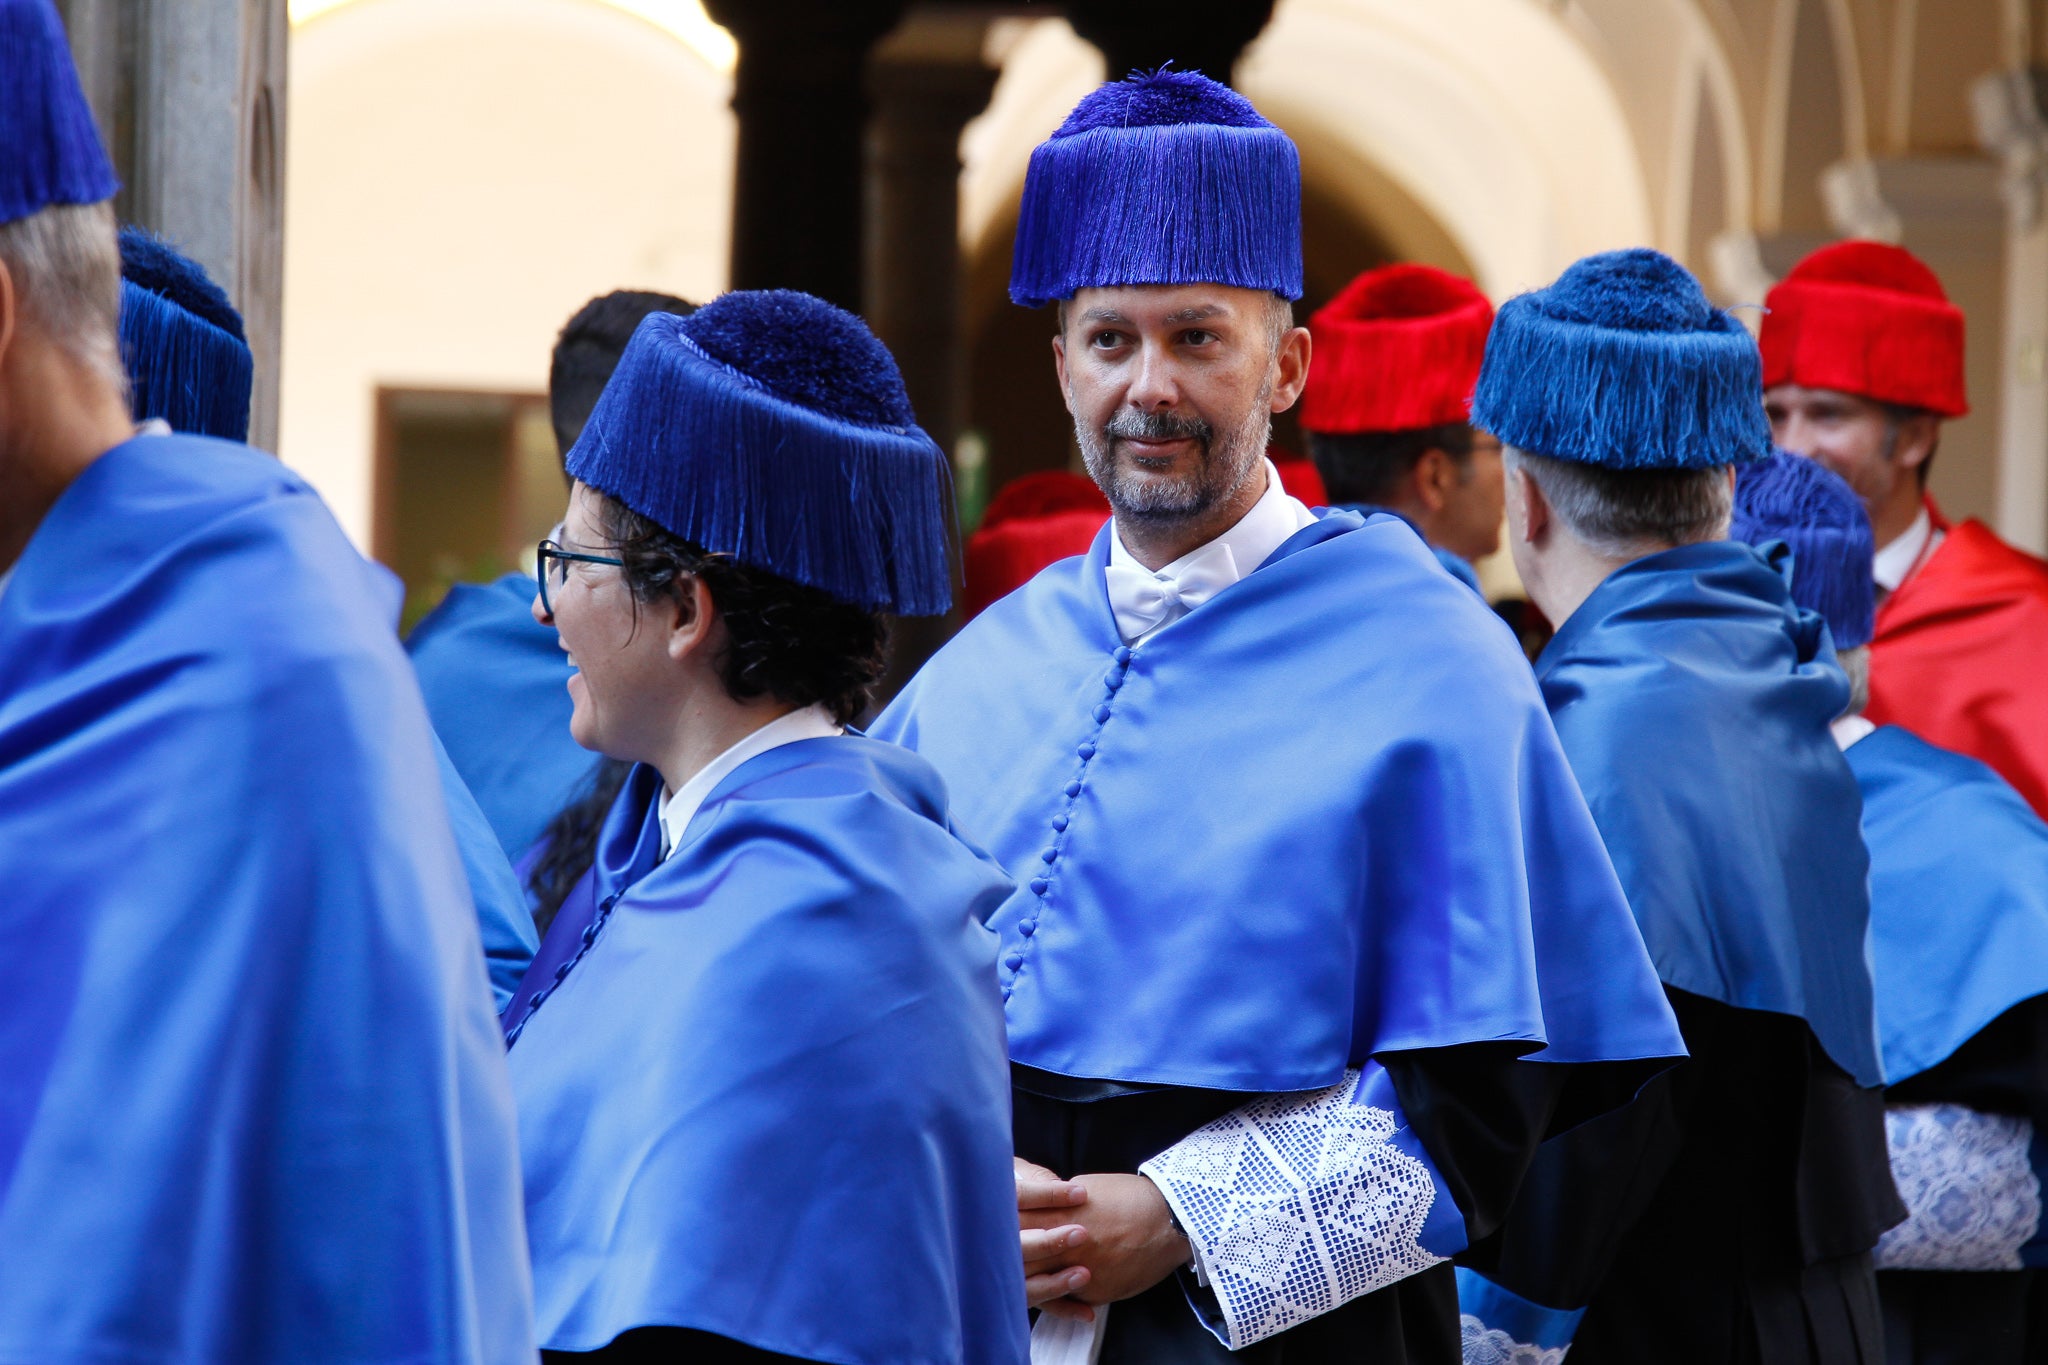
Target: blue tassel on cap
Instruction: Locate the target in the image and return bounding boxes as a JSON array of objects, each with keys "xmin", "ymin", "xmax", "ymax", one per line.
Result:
[
  {"xmin": 567, "ymin": 290, "xmax": 955, "ymax": 617},
  {"xmin": 1472, "ymin": 248, "xmax": 1770, "ymax": 471},
  {"xmin": 1731, "ymin": 448, "xmax": 1876, "ymax": 648},
  {"xmin": 0, "ymin": 0, "xmax": 118, "ymax": 225},
  {"xmin": 118, "ymin": 228, "xmax": 253, "ymax": 442},
  {"xmin": 1010, "ymin": 68, "xmax": 1302, "ymax": 307}
]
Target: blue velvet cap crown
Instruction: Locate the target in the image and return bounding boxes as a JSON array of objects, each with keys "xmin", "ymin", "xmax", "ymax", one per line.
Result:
[
  {"xmin": 565, "ymin": 289, "xmax": 953, "ymax": 616},
  {"xmin": 1731, "ymin": 448, "xmax": 1876, "ymax": 648},
  {"xmin": 1472, "ymin": 248, "xmax": 1770, "ymax": 470},
  {"xmin": 119, "ymin": 228, "xmax": 253, "ymax": 443},
  {"xmin": 0, "ymin": 0, "xmax": 118, "ymax": 225},
  {"xmin": 1010, "ymin": 68, "xmax": 1302, "ymax": 307}
]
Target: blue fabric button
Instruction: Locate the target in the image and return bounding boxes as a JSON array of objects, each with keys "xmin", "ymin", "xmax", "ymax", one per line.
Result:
[
  {"xmin": 1029, "ymin": 878, "xmax": 1049, "ymax": 896},
  {"xmin": 1077, "ymin": 742, "xmax": 1096, "ymax": 760},
  {"xmin": 1005, "ymin": 952, "xmax": 1024, "ymax": 970},
  {"xmin": 1040, "ymin": 847, "xmax": 1058, "ymax": 864},
  {"xmin": 1064, "ymin": 780, "xmax": 1082, "ymax": 798},
  {"xmin": 1052, "ymin": 814, "xmax": 1069, "ymax": 832},
  {"xmin": 1018, "ymin": 920, "xmax": 1037, "ymax": 937},
  {"xmin": 1104, "ymin": 672, "xmax": 1123, "ymax": 691},
  {"xmin": 1092, "ymin": 704, "xmax": 1112, "ymax": 724},
  {"xmin": 1113, "ymin": 646, "xmax": 1133, "ymax": 664}
]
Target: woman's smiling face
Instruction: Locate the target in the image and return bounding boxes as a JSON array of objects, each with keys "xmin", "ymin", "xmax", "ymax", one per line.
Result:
[{"xmin": 533, "ymin": 482, "xmax": 683, "ymax": 764}]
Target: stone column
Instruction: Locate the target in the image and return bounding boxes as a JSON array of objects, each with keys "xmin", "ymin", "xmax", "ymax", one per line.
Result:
[
  {"xmin": 861, "ymin": 10, "xmax": 997, "ymax": 707},
  {"xmin": 1818, "ymin": 154, "xmax": 2009, "ymax": 535},
  {"xmin": 703, "ymin": 0, "xmax": 907, "ymax": 313},
  {"xmin": 1063, "ymin": 0, "xmax": 1276, "ymax": 85},
  {"xmin": 59, "ymin": 0, "xmax": 287, "ymax": 452},
  {"xmin": 1974, "ymin": 67, "xmax": 2048, "ymax": 555}
]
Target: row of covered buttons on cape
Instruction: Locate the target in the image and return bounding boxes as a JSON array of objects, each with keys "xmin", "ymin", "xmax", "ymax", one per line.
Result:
[
  {"xmin": 1002, "ymin": 644, "xmax": 1135, "ymax": 1002},
  {"xmin": 505, "ymin": 891, "xmax": 622, "ymax": 1047}
]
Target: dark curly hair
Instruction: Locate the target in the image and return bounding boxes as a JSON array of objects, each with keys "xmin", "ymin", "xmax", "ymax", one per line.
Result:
[{"xmin": 593, "ymin": 492, "xmax": 888, "ymax": 726}]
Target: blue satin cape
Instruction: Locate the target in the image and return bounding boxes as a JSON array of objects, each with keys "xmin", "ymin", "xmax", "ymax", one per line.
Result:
[
  {"xmin": 366, "ymin": 564, "xmax": 539, "ymax": 1007},
  {"xmin": 504, "ymin": 739, "xmax": 1029, "ymax": 1364},
  {"xmin": 0, "ymin": 435, "xmax": 533, "ymax": 1364},
  {"xmin": 408, "ymin": 571, "xmax": 599, "ymax": 859},
  {"xmin": 872, "ymin": 512, "xmax": 1683, "ymax": 1092},
  {"xmin": 1848, "ymin": 725, "xmax": 2048, "ymax": 1083},
  {"xmin": 1535, "ymin": 540, "xmax": 1883, "ymax": 1086}
]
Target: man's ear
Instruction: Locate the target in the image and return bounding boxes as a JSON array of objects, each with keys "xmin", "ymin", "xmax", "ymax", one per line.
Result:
[
  {"xmin": 1051, "ymin": 330, "xmax": 1073, "ymax": 417},
  {"xmin": 1892, "ymin": 413, "xmax": 1941, "ymax": 478},
  {"xmin": 0, "ymin": 257, "xmax": 18, "ymax": 374},
  {"xmin": 1412, "ymin": 447, "xmax": 1454, "ymax": 513},
  {"xmin": 665, "ymin": 575, "xmax": 715, "ymax": 663},
  {"xmin": 1509, "ymin": 463, "xmax": 1549, "ymax": 546},
  {"xmin": 1267, "ymin": 325, "xmax": 1312, "ymax": 415}
]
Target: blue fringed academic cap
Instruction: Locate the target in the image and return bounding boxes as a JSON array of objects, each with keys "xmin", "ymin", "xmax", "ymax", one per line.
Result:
[
  {"xmin": 1731, "ymin": 448, "xmax": 1877, "ymax": 648},
  {"xmin": 566, "ymin": 289, "xmax": 954, "ymax": 616},
  {"xmin": 1472, "ymin": 248, "xmax": 1769, "ymax": 470},
  {"xmin": 0, "ymin": 0, "xmax": 117, "ymax": 225},
  {"xmin": 1009, "ymin": 67, "xmax": 1302, "ymax": 307},
  {"xmin": 118, "ymin": 228, "xmax": 253, "ymax": 442}
]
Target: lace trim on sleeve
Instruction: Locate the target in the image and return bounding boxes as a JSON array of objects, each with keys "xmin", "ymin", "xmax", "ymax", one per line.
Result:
[
  {"xmin": 1876, "ymin": 1103, "xmax": 2041, "ymax": 1271},
  {"xmin": 1460, "ymin": 1316, "xmax": 1571, "ymax": 1365},
  {"xmin": 1138, "ymin": 1069, "xmax": 1444, "ymax": 1349}
]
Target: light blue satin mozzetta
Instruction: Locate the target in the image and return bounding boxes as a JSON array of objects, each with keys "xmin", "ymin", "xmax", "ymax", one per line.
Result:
[
  {"xmin": 0, "ymin": 434, "xmax": 533, "ymax": 1364},
  {"xmin": 430, "ymin": 729, "xmax": 539, "ymax": 1008},
  {"xmin": 408, "ymin": 570, "xmax": 601, "ymax": 860},
  {"xmin": 872, "ymin": 511, "xmax": 1684, "ymax": 1091},
  {"xmin": 1535, "ymin": 540, "xmax": 1884, "ymax": 1087},
  {"xmin": 1848, "ymin": 725, "xmax": 2048, "ymax": 1084},
  {"xmin": 505, "ymin": 739, "xmax": 1029, "ymax": 1364}
]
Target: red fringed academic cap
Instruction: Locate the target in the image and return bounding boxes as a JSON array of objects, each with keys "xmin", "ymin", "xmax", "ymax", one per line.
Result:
[
  {"xmin": 1761, "ymin": 241, "xmax": 1968, "ymax": 417},
  {"xmin": 1301, "ymin": 264, "xmax": 1493, "ymax": 434},
  {"xmin": 962, "ymin": 472, "xmax": 1109, "ymax": 619}
]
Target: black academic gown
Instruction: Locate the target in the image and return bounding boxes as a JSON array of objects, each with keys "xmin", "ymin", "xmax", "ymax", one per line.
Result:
[
  {"xmin": 1015, "ymin": 1046, "xmax": 1656, "ymax": 1364},
  {"xmin": 1878, "ymin": 996, "xmax": 2048, "ymax": 1365},
  {"xmin": 1467, "ymin": 989, "xmax": 1901, "ymax": 1365}
]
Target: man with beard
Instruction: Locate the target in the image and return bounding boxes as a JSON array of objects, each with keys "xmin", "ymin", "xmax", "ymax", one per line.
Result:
[
  {"xmin": 870, "ymin": 68, "xmax": 1686, "ymax": 1363},
  {"xmin": 1763, "ymin": 242, "xmax": 2048, "ymax": 818}
]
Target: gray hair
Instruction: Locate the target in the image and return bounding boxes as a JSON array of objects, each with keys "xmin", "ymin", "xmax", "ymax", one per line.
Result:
[
  {"xmin": 0, "ymin": 200, "xmax": 123, "ymax": 388},
  {"xmin": 1504, "ymin": 445, "xmax": 1731, "ymax": 557},
  {"xmin": 1836, "ymin": 644, "xmax": 1870, "ymax": 719}
]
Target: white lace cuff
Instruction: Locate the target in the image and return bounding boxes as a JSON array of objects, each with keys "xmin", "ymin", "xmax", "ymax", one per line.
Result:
[
  {"xmin": 1137, "ymin": 1068, "xmax": 1447, "ymax": 1349},
  {"xmin": 1876, "ymin": 1103, "xmax": 2042, "ymax": 1271}
]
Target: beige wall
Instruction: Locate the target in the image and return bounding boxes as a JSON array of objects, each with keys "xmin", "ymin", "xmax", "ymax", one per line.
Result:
[{"xmin": 281, "ymin": 0, "xmax": 735, "ymax": 547}]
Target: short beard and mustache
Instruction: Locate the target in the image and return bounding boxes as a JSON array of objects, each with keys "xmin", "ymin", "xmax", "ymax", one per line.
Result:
[{"xmin": 1074, "ymin": 378, "xmax": 1274, "ymax": 525}]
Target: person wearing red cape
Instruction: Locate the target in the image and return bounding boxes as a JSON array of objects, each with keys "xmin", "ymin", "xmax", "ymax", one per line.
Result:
[{"xmin": 1763, "ymin": 241, "xmax": 2048, "ymax": 817}]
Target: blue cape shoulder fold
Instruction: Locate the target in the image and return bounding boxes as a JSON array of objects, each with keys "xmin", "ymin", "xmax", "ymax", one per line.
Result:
[
  {"xmin": 873, "ymin": 510, "xmax": 1683, "ymax": 1093},
  {"xmin": 1850, "ymin": 725, "xmax": 2048, "ymax": 1083},
  {"xmin": 1536, "ymin": 540, "xmax": 1883, "ymax": 1086},
  {"xmin": 408, "ymin": 570, "xmax": 600, "ymax": 860},
  {"xmin": 0, "ymin": 435, "xmax": 532, "ymax": 1364},
  {"xmin": 506, "ymin": 738, "xmax": 1029, "ymax": 1365}
]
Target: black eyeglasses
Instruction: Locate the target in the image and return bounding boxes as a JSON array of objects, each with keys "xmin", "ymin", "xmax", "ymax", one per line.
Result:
[{"xmin": 536, "ymin": 538, "xmax": 624, "ymax": 616}]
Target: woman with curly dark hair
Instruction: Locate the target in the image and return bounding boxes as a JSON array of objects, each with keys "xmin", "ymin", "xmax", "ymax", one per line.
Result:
[{"xmin": 497, "ymin": 290, "xmax": 1029, "ymax": 1365}]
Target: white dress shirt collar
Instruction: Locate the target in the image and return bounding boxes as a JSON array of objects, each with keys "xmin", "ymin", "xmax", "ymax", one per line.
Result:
[
  {"xmin": 1873, "ymin": 505, "xmax": 1940, "ymax": 593},
  {"xmin": 1104, "ymin": 458, "xmax": 1317, "ymax": 643},
  {"xmin": 658, "ymin": 703, "xmax": 842, "ymax": 859},
  {"xmin": 1830, "ymin": 713, "xmax": 1876, "ymax": 751}
]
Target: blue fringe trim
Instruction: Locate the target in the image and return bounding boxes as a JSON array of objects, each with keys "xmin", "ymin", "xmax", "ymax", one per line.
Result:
[
  {"xmin": 0, "ymin": 0, "xmax": 119, "ymax": 223},
  {"xmin": 1010, "ymin": 120, "xmax": 1302, "ymax": 306},
  {"xmin": 1473, "ymin": 286, "xmax": 1770, "ymax": 472},
  {"xmin": 1732, "ymin": 449, "xmax": 1876, "ymax": 648},
  {"xmin": 567, "ymin": 314, "xmax": 955, "ymax": 617},
  {"xmin": 119, "ymin": 280, "xmax": 253, "ymax": 442}
]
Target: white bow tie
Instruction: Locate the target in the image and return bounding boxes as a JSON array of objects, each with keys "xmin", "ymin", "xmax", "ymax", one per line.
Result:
[{"xmin": 1103, "ymin": 539, "xmax": 1241, "ymax": 642}]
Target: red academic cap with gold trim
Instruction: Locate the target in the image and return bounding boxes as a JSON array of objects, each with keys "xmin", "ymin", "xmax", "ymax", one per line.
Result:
[
  {"xmin": 1761, "ymin": 241, "xmax": 1967, "ymax": 417},
  {"xmin": 1301, "ymin": 264, "xmax": 1493, "ymax": 434}
]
